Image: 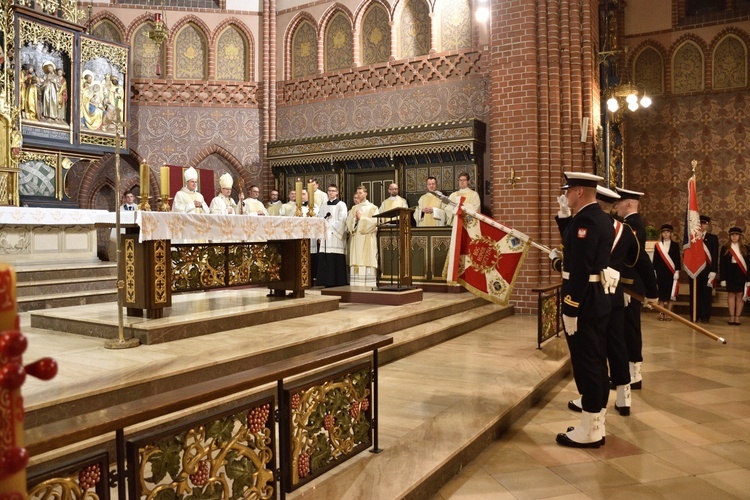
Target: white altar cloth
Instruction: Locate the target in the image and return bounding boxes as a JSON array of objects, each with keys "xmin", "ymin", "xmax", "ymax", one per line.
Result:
[
  {"xmin": 135, "ymin": 212, "xmax": 327, "ymax": 243},
  {"xmin": 0, "ymin": 207, "xmax": 109, "ymax": 225}
]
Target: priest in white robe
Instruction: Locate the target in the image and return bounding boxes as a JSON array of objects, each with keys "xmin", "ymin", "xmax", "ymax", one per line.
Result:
[
  {"xmin": 346, "ymin": 186, "xmax": 379, "ymax": 286},
  {"xmin": 446, "ymin": 172, "xmax": 481, "ymax": 225},
  {"xmin": 414, "ymin": 176, "xmax": 446, "ymax": 226}
]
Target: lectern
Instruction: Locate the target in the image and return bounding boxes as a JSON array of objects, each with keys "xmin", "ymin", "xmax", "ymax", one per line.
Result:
[{"xmin": 375, "ymin": 207, "xmax": 415, "ymax": 290}]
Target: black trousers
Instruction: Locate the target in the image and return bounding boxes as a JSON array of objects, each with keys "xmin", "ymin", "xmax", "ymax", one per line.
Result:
[
  {"xmin": 607, "ymin": 304, "xmax": 630, "ymax": 388},
  {"xmin": 623, "ymin": 300, "xmax": 643, "ymax": 363},
  {"xmin": 689, "ymin": 274, "xmax": 713, "ymax": 322},
  {"xmin": 566, "ymin": 312, "xmax": 609, "ymax": 413}
]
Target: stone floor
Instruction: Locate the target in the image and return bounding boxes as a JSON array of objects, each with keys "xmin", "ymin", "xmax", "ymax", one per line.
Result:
[{"xmin": 18, "ymin": 289, "xmax": 750, "ymax": 499}]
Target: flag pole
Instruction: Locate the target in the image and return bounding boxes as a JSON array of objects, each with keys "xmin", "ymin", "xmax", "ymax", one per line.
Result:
[
  {"xmin": 429, "ymin": 191, "xmax": 551, "ymax": 253},
  {"xmin": 625, "ymin": 289, "xmax": 726, "ymax": 344}
]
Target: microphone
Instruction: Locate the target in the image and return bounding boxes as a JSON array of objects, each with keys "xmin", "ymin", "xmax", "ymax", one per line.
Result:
[{"xmin": 324, "ymin": 212, "xmax": 332, "ymax": 219}]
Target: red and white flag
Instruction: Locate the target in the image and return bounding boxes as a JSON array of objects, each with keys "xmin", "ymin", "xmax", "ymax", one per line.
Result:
[
  {"xmin": 446, "ymin": 197, "xmax": 530, "ymax": 306},
  {"xmin": 682, "ymin": 176, "xmax": 706, "ymax": 279}
]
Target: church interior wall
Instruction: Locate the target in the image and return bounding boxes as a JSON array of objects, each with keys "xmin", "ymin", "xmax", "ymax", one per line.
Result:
[{"xmin": 621, "ymin": 4, "xmax": 750, "ymax": 249}]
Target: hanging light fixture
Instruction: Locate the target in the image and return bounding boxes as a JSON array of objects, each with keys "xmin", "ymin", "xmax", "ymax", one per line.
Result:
[
  {"xmin": 605, "ymin": 82, "xmax": 651, "ymax": 113},
  {"xmin": 146, "ymin": 1, "xmax": 167, "ymax": 76}
]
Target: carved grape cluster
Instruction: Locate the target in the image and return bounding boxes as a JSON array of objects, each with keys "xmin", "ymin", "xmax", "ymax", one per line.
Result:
[
  {"xmin": 297, "ymin": 453, "xmax": 310, "ymax": 478},
  {"xmin": 291, "ymin": 392, "xmax": 301, "ymax": 410},
  {"xmin": 248, "ymin": 403, "xmax": 270, "ymax": 433},
  {"xmin": 323, "ymin": 413, "xmax": 334, "ymax": 431},
  {"xmin": 349, "ymin": 404, "xmax": 359, "ymax": 419},
  {"xmin": 78, "ymin": 464, "xmax": 101, "ymax": 490},
  {"xmin": 189, "ymin": 461, "xmax": 209, "ymax": 487}
]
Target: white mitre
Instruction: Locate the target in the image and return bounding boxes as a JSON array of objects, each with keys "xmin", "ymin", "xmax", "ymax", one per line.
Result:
[
  {"xmin": 219, "ymin": 173, "xmax": 233, "ymax": 189},
  {"xmin": 183, "ymin": 166, "xmax": 198, "ymax": 183}
]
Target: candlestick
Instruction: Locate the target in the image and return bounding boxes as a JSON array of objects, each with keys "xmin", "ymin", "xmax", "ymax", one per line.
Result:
[
  {"xmin": 295, "ymin": 179, "xmax": 303, "ymax": 208},
  {"xmin": 160, "ymin": 166, "xmax": 170, "ymax": 197}
]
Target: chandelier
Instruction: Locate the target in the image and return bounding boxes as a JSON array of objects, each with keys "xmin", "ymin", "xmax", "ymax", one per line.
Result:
[{"xmin": 605, "ymin": 82, "xmax": 651, "ymax": 113}]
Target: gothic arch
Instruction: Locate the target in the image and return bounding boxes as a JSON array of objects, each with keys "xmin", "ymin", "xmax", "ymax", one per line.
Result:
[
  {"xmin": 170, "ymin": 16, "xmax": 211, "ymax": 80},
  {"xmin": 354, "ymin": 0, "xmax": 394, "ymax": 26},
  {"xmin": 188, "ymin": 145, "xmax": 251, "ymax": 192},
  {"xmin": 355, "ymin": 0, "xmax": 393, "ymax": 66},
  {"xmin": 710, "ymin": 29, "xmax": 749, "ymax": 90},
  {"xmin": 284, "ymin": 12, "xmax": 320, "ymax": 80},
  {"xmin": 90, "ymin": 12, "xmax": 126, "ymax": 44},
  {"xmin": 128, "ymin": 13, "xmax": 167, "ymax": 79},
  {"xmin": 211, "ymin": 18, "xmax": 255, "ymax": 81},
  {"xmin": 670, "ymin": 35, "xmax": 707, "ymax": 94},
  {"xmin": 630, "ymin": 42, "xmax": 667, "ymax": 96},
  {"xmin": 320, "ymin": 4, "xmax": 355, "ymax": 72},
  {"xmin": 393, "ymin": 0, "xmax": 432, "ymax": 59}
]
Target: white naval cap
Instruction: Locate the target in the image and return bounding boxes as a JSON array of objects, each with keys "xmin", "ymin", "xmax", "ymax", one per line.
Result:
[
  {"xmin": 183, "ymin": 166, "xmax": 198, "ymax": 183},
  {"xmin": 596, "ymin": 185, "xmax": 620, "ymax": 203},
  {"xmin": 560, "ymin": 172, "xmax": 603, "ymax": 189},
  {"xmin": 219, "ymin": 172, "xmax": 233, "ymax": 189},
  {"xmin": 615, "ymin": 187, "xmax": 644, "ymax": 200}
]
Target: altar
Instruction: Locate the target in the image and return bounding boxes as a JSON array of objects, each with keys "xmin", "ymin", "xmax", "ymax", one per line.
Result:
[{"xmin": 118, "ymin": 211, "xmax": 326, "ymax": 318}]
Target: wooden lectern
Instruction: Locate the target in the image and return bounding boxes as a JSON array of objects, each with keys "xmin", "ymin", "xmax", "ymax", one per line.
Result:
[{"xmin": 376, "ymin": 207, "xmax": 415, "ymax": 290}]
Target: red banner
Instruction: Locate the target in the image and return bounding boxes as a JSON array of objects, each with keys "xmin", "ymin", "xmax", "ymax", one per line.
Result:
[
  {"xmin": 682, "ymin": 176, "xmax": 706, "ymax": 279},
  {"xmin": 447, "ymin": 198, "xmax": 530, "ymax": 305}
]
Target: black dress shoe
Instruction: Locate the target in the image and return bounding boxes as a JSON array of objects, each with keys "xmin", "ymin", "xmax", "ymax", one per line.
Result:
[
  {"xmin": 630, "ymin": 380, "xmax": 642, "ymax": 390},
  {"xmin": 556, "ymin": 433, "xmax": 604, "ymax": 448},
  {"xmin": 568, "ymin": 400, "xmax": 582, "ymax": 412},
  {"xmin": 615, "ymin": 404, "xmax": 631, "ymax": 416}
]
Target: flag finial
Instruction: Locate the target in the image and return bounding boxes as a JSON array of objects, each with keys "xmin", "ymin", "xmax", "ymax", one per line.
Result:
[{"xmin": 691, "ymin": 159, "xmax": 697, "ymax": 174}]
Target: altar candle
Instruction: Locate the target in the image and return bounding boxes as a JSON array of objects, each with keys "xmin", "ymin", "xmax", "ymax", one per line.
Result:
[
  {"xmin": 160, "ymin": 166, "xmax": 170, "ymax": 197},
  {"xmin": 307, "ymin": 182, "xmax": 315, "ymax": 213},
  {"xmin": 295, "ymin": 179, "xmax": 302, "ymax": 208},
  {"xmin": 140, "ymin": 163, "xmax": 150, "ymax": 199}
]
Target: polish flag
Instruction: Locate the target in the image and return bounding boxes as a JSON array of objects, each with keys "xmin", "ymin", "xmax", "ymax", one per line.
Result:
[{"xmin": 682, "ymin": 176, "xmax": 706, "ymax": 279}]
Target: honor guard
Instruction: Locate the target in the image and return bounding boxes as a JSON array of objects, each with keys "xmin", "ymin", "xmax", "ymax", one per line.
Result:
[{"xmin": 550, "ymin": 172, "xmax": 614, "ymax": 448}]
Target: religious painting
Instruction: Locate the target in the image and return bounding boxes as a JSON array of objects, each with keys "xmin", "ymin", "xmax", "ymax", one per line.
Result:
[
  {"xmin": 79, "ymin": 35, "xmax": 129, "ymax": 148},
  {"xmin": 17, "ymin": 18, "xmax": 74, "ymax": 143}
]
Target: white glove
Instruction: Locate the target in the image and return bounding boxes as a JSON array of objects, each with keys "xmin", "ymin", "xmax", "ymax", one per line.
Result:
[
  {"xmin": 673, "ymin": 271, "xmax": 679, "ymax": 280},
  {"xmin": 549, "ymin": 248, "xmax": 562, "ymax": 261},
  {"xmin": 643, "ymin": 296, "xmax": 658, "ymax": 309},
  {"xmin": 744, "ymin": 283, "xmax": 750, "ymax": 302},
  {"xmin": 623, "ymin": 293, "xmax": 631, "ymax": 307},
  {"xmin": 601, "ymin": 267, "xmax": 620, "ymax": 294},
  {"xmin": 557, "ymin": 195, "xmax": 571, "ymax": 218},
  {"xmin": 562, "ymin": 314, "xmax": 577, "ymax": 335},
  {"xmin": 720, "ymin": 280, "xmax": 727, "ymax": 288},
  {"xmin": 707, "ymin": 272, "xmax": 716, "ymax": 288}
]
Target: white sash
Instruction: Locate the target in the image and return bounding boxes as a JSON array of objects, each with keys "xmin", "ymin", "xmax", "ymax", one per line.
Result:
[
  {"xmin": 729, "ymin": 245, "xmax": 748, "ymax": 276},
  {"xmin": 656, "ymin": 241, "xmax": 676, "ymax": 274},
  {"xmin": 611, "ymin": 220, "xmax": 624, "ymax": 254}
]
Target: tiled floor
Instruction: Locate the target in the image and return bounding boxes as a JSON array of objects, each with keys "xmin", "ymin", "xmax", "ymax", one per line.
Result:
[{"xmin": 436, "ymin": 312, "xmax": 750, "ymax": 499}]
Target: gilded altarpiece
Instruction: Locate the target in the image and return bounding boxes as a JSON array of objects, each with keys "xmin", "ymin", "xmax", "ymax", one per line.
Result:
[{"xmin": 5, "ymin": 4, "xmax": 130, "ymax": 205}]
